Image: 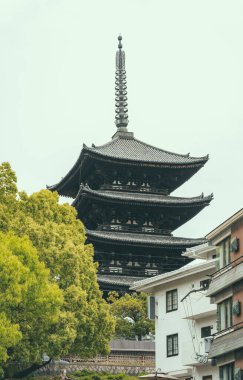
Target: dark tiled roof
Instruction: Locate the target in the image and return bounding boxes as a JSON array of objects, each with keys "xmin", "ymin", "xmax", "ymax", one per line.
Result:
[
  {"xmin": 48, "ymin": 132, "xmax": 208, "ymax": 195},
  {"xmin": 84, "ymin": 134, "xmax": 208, "ymax": 165},
  {"xmin": 98, "ymin": 274, "xmax": 145, "ymax": 286},
  {"xmin": 73, "ymin": 185, "xmax": 213, "ymax": 207},
  {"xmin": 87, "ymin": 229, "xmax": 207, "ymax": 248}
]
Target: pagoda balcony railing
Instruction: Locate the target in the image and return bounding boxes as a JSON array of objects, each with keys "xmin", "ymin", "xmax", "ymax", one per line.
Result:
[
  {"xmin": 97, "ymin": 224, "xmax": 171, "ymax": 235},
  {"xmin": 98, "ymin": 266, "xmax": 160, "ymax": 277},
  {"xmin": 100, "ymin": 183, "xmax": 168, "ymax": 195}
]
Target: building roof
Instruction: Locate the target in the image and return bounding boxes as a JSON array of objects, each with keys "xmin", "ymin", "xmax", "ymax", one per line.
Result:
[
  {"xmin": 73, "ymin": 185, "xmax": 213, "ymax": 208},
  {"xmin": 98, "ymin": 274, "xmax": 145, "ymax": 287},
  {"xmin": 131, "ymin": 259, "xmax": 216, "ymax": 292},
  {"xmin": 206, "ymin": 207, "xmax": 243, "ymax": 241},
  {"xmin": 83, "ymin": 133, "xmax": 209, "ymax": 166},
  {"xmin": 86, "ymin": 229, "xmax": 207, "ymax": 248}
]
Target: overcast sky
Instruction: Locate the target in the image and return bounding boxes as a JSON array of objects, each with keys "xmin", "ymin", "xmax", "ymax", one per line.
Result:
[{"xmin": 0, "ymin": 0, "xmax": 242, "ymax": 239}]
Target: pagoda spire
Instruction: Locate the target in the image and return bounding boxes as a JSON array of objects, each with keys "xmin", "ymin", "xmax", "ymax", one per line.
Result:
[{"xmin": 115, "ymin": 35, "xmax": 129, "ymax": 130}]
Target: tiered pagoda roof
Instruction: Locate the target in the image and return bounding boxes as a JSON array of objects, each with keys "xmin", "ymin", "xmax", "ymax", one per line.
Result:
[
  {"xmin": 48, "ymin": 35, "xmax": 212, "ymax": 294},
  {"xmin": 48, "ymin": 135, "xmax": 209, "ymax": 197}
]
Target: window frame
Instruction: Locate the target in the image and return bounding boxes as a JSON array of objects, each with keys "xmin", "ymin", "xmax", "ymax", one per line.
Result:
[
  {"xmin": 166, "ymin": 333, "xmax": 179, "ymax": 357},
  {"xmin": 201, "ymin": 326, "xmax": 212, "ymax": 338},
  {"xmin": 218, "ymin": 236, "xmax": 231, "ymax": 269},
  {"xmin": 166, "ymin": 289, "xmax": 178, "ymax": 313},
  {"xmin": 217, "ymin": 297, "xmax": 232, "ymax": 331},
  {"xmin": 219, "ymin": 362, "xmax": 234, "ymax": 380}
]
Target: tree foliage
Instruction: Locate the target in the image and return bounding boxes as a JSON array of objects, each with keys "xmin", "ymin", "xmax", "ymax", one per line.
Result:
[
  {"xmin": 0, "ymin": 162, "xmax": 115, "ymax": 377},
  {"xmin": 108, "ymin": 292, "xmax": 154, "ymax": 341}
]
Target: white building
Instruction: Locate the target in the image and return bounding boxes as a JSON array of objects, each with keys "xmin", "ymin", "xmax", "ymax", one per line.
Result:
[{"xmin": 131, "ymin": 245, "xmax": 218, "ymax": 380}]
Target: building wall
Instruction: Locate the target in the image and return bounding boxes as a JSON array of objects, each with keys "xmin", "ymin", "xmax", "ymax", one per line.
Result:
[
  {"xmin": 207, "ymin": 214, "xmax": 243, "ymax": 373},
  {"xmin": 153, "ymin": 268, "xmax": 216, "ymax": 379},
  {"xmin": 232, "ymin": 219, "xmax": 243, "ymax": 371},
  {"xmin": 194, "ymin": 365, "xmax": 218, "ymax": 380}
]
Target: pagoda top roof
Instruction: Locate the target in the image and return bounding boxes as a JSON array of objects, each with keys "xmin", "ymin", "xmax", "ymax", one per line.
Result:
[
  {"xmin": 86, "ymin": 229, "xmax": 207, "ymax": 248},
  {"xmin": 83, "ymin": 131, "xmax": 209, "ymax": 166},
  {"xmin": 74, "ymin": 185, "xmax": 213, "ymax": 207}
]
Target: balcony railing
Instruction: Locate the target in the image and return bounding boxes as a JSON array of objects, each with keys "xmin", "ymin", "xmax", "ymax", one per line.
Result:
[
  {"xmin": 210, "ymin": 255, "xmax": 243, "ymax": 279},
  {"xmin": 213, "ymin": 321, "xmax": 243, "ymax": 339},
  {"xmin": 208, "ymin": 321, "xmax": 243, "ymax": 358},
  {"xmin": 207, "ymin": 256, "xmax": 243, "ymax": 297},
  {"xmin": 100, "ymin": 183, "xmax": 168, "ymax": 195},
  {"xmin": 98, "ymin": 224, "xmax": 171, "ymax": 235},
  {"xmin": 98, "ymin": 266, "xmax": 160, "ymax": 277}
]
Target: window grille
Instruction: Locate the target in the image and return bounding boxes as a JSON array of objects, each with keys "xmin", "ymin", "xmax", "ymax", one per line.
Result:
[
  {"xmin": 167, "ymin": 334, "xmax": 178, "ymax": 357},
  {"xmin": 166, "ymin": 289, "xmax": 178, "ymax": 312}
]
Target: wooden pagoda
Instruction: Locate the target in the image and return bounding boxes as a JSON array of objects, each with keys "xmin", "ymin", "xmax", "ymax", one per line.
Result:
[{"xmin": 48, "ymin": 36, "xmax": 213, "ymax": 294}]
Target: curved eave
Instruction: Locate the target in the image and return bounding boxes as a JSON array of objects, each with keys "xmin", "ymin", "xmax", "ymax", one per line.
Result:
[
  {"xmin": 73, "ymin": 186, "xmax": 213, "ymax": 209},
  {"xmin": 47, "ymin": 150, "xmax": 86, "ymax": 196},
  {"xmin": 47, "ymin": 140, "xmax": 209, "ymax": 196},
  {"xmin": 83, "ymin": 145, "xmax": 209, "ymax": 168},
  {"xmin": 86, "ymin": 229, "xmax": 207, "ymax": 249}
]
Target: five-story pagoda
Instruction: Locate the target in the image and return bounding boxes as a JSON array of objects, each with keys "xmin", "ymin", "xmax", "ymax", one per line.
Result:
[{"xmin": 48, "ymin": 36, "xmax": 213, "ymax": 294}]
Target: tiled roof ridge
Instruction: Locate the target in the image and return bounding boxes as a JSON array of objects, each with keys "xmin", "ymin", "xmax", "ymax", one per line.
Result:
[{"xmin": 85, "ymin": 135, "xmax": 209, "ymax": 162}]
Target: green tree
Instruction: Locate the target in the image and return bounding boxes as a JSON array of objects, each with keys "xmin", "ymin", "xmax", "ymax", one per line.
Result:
[
  {"xmin": 0, "ymin": 232, "xmax": 68, "ymax": 377},
  {"xmin": 108, "ymin": 292, "xmax": 154, "ymax": 341},
  {"xmin": 0, "ymin": 162, "xmax": 115, "ymax": 377}
]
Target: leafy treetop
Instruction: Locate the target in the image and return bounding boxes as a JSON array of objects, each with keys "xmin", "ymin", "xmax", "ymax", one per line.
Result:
[{"xmin": 0, "ymin": 162, "xmax": 115, "ymax": 378}]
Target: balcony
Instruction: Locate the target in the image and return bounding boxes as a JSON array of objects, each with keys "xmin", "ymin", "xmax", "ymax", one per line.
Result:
[
  {"xmin": 98, "ymin": 224, "xmax": 171, "ymax": 235},
  {"xmin": 100, "ymin": 183, "xmax": 168, "ymax": 195},
  {"xmin": 208, "ymin": 321, "xmax": 243, "ymax": 358},
  {"xmin": 207, "ymin": 256, "xmax": 243, "ymax": 297},
  {"xmin": 181, "ymin": 339, "xmax": 211, "ymax": 366},
  {"xmin": 181, "ymin": 290, "xmax": 216, "ymax": 320}
]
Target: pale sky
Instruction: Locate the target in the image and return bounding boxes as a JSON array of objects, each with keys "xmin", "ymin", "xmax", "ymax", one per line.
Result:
[{"xmin": 0, "ymin": 0, "xmax": 242, "ymax": 239}]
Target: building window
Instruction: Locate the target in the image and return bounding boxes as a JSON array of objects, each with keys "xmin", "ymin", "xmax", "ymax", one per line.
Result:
[
  {"xmin": 167, "ymin": 334, "xmax": 178, "ymax": 357},
  {"xmin": 166, "ymin": 289, "xmax": 178, "ymax": 312},
  {"xmin": 218, "ymin": 237, "xmax": 231, "ymax": 269},
  {"xmin": 217, "ymin": 297, "xmax": 232, "ymax": 331},
  {"xmin": 219, "ymin": 362, "xmax": 234, "ymax": 380},
  {"xmin": 201, "ymin": 326, "xmax": 212, "ymax": 338},
  {"xmin": 202, "ymin": 376, "xmax": 212, "ymax": 380}
]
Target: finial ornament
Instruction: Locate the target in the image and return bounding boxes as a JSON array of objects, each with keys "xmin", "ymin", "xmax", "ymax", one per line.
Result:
[{"xmin": 115, "ymin": 35, "xmax": 129, "ymax": 129}]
